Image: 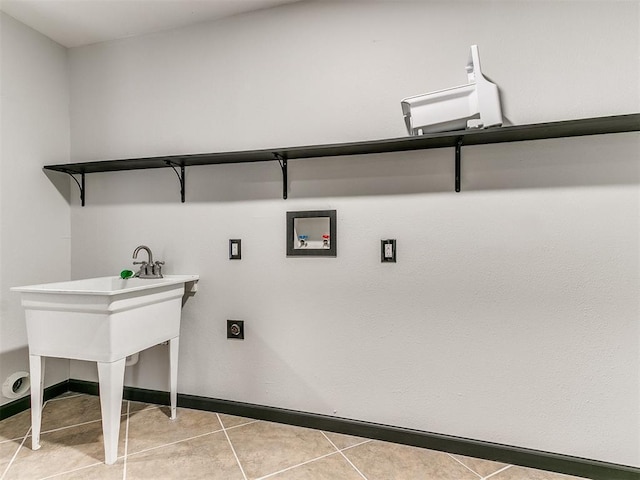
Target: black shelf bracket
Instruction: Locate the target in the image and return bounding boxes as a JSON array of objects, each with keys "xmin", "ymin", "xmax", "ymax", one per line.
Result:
[
  {"xmin": 455, "ymin": 137, "xmax": 463, "ymax": 193},
  {"xmin": 66, "ymin": 171, "xmax": 85, "ymax": 206},
  {"xmin": 274, "ymin": 153, "xmax": 288, "ymax": 199},
  {"xmin": 165, "ymin": 161, "xmax": 186, "ymax": 203}
]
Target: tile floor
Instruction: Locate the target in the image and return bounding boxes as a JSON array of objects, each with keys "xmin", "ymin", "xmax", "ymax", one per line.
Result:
[{"xmin": 0, "ymin": 393, "xmax": 588, "ymax": 480}]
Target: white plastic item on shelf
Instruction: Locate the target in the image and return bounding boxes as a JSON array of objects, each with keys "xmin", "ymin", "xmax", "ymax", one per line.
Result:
[{"xmin": 401, "ymin": 45, "xmax": 503, "ymax": 135}]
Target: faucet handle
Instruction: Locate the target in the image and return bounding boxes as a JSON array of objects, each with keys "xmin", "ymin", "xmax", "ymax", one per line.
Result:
[
  {"xmin": 133, "ymin": 261, "xmax": 147, "ymax": 265},
  {"xmin": 152, "ymin": 260, "xmax": 164, "ymax": 278}
]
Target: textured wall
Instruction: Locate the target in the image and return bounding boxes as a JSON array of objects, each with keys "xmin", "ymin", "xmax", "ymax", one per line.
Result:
[
  {"xmin": 0, "ymin": 13, "xmax": 71, "ymax": 405},
  {"xmin": 67, "ymin": 1, "xmax": 639, "ymax": 466}
]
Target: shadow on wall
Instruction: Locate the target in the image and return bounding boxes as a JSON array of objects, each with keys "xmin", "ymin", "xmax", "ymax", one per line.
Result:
[
  {"xmin": 44, "ymin": 169, "xmax": 72, "ymax": 205},
  {"xmin": 465, "ymin": 134, "xmax": 639, "ymax": 191},
  {"xmin": 180, "ymin": 313, "xmax": 342, "ymax": 416},
  {"xmin": 52, "ymin": 133, "xmax": 639, "ymax": 206}
]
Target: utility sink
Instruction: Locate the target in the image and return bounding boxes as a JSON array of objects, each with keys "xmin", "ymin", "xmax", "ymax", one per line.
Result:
[{"xmin": 11, "ymin": 274, "xmax": 199, "ymax": 465}]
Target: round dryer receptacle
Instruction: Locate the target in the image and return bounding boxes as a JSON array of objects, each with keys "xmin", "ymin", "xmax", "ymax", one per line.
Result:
[{"xmin": 2, "ymin": 371, "xmax": 30, "ymax": 399}]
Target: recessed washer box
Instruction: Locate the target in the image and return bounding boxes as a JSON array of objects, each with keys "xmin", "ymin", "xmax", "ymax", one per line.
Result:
[{"xmin": 286, "ymin": 210, "xmax": 337, "ymax": 257}]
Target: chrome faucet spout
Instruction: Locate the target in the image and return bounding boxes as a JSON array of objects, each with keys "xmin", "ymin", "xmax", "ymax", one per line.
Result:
[{"xmin": 133, "ymin": 245, "xmax": 154, "ymax": 264}]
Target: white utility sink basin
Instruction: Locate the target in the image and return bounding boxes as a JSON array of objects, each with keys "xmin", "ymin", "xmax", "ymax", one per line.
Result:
[{"xmin": 12, "ymin": 274, "xmax": 199, "ymax": 465}]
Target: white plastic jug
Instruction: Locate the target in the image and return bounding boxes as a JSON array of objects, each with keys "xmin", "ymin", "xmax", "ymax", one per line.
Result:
[{"xmin": 401, "ymin": 45, "xmax": 503, "ymax": 135}]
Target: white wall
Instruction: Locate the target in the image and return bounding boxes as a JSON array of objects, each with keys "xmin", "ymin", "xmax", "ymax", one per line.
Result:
[
  {"xmin": 67, "ymin": 0, "xmax": 639, "ymax": 467},
  {"xmin": 0, "ymin": 13, "xmax": 71, "ymax": 405}
]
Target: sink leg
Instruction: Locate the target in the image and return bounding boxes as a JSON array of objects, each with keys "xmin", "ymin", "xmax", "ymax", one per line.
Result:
[
  {"xmin": 28, "ymin": 354, "xmax": 45, "ymax": 451},
  {"xmin": 169, "ymin": 336, "xmax": 179, "ymax": 420},
  {"xmin": 97, "ymin": 358, "xmax": 126, "ymax": 465}
]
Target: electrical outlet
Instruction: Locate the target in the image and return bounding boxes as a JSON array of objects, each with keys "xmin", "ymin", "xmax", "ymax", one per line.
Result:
[
  {"xmin": 381, "ymin": 239, "xmax": 396, "ymax": 263},
  {"xmin": 229, "ymin": 239, "xmax": 241, "ymax": 260},
  {"xmin": 227, "ymin": 320, "xmax": 244, "ymax": 339}
]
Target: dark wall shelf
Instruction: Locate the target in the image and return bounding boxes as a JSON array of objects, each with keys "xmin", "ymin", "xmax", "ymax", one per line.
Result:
[{"xmin": 44, "ymin": 113, "xmax": 640, "ymax": 205}]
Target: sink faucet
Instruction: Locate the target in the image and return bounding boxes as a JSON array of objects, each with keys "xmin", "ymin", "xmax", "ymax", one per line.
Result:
[{"xmin": 132, "ymin": 245, "xmax": 164, "ymax": 278}]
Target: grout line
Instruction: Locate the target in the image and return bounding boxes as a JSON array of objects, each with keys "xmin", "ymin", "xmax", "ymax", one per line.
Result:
[
  {"xmin": 221, "ymin": 418, "xmax": 261, "ymax": 431},
  {"xmin": 0, "ymin": 426, "xmax": 31, "ymax": 480},
  {"xmin": 320, "ymin": 432, "xmax": 341, "ymax": 452},
  {"xmin": 27, "ymin": 418, "xmax": 103, "ymax": 436},
  {"xmin": 447, "ymin": 452, "xmax": 483, "ymax": 479},
  {"xmin": 45, "ymin": 393, "xmax": 84, "ymax": 403},
  {"xmin": 338, "ymin": 438, "xmax": 373, "ymax": 452},
  {"xmin": 0, "ymin": 436, "xmax": 29, "ymax": 445},
  {"xmin": 31, "ymin": 409, "xmax": 131, "ymax": 437},
  {"xmin": 35, "ymin": 401, "xmax": 226, "ymax": 477},
  {"xmin": 124, "ymin": 418, "xmax": 261, "ymax": 459},
  {"xmin": 39, "ymin": 462, "xmax": 103, "ymax": 480},
  {"xmin": 216, "ymin": 413, "xmax": 248, "ymax": 480},
  {"xmin": 256, "ymin": 451, "xmax": 340, "ymax": 480},
  {"xmin": 321, "ymin": 432, "xmax": 368, "ymax": 480},
  {"xmin": 256, "ymin": 435, "xmax": 374, "ymax": 480},
  {"xmin": 122, "ymin": 401, "xmax": 130, "ymax": 480},
  {"xmin": 127, "ymin": 428, "xmax": 224, "ymax": 458},
  {"xmin": 13, "ymin": 395, "xmax": 133, "ymax": 440},
  {"xmin": 35, "ymin": 396, "xmax": 130, "ymax": 480},
  {"xmin": 483, "ymin": 465, "xmax": 513, "ymax": 479}
]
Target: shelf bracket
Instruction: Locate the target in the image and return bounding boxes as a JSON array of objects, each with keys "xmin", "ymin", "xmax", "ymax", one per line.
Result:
[
  {"xmin": 165, "ymin": 161, "xmax": 186, "ymax": 203},
  {"xmin": 66, "ymin": 171, "xmax": 85, "ymax": 206},
  {"xmin": 455, "ymin": 137, "xmax": 463, "ymax": 192},
  {"xmin": 274, "ymin": 153, "xmax": 288, "ymax": 199}
]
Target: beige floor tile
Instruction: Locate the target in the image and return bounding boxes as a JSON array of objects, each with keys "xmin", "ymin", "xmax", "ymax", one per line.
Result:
[
  {"xmin": 126, "ymin": 405, "xmax": 222, "ymax": 454},
  {"xmin": 3, "ymin": 417, "xmax": 126, "ymax": 480},
  {"xmin": 0, "ymin": 439, "xmax": 22, "ymax": 473},
  {"xmin": 40, "ymin": 394, "xmax": 102, "ymax": 432},
  {"xmin": 40, "ymin": 394, "xmax": 134, "ymax": 432},
  {"xmin": 0, "ymin": 399, "xmax": 600, "ymax": 480},
  {"xmin": 126, "ymin": 400, "xmax": 154, "ymax": 415},
  {"xmin": 490, "ymin": 465, "xmax": 589, "ymax": 479},
  {"xmin": 51, "ymin": 392, "xmax": 81, "ymax": 399},
  {"xmin": 126, "ymin": 430, "xmax": 244, "ymax": 480},
  {"xmin": 0, "ymin": 410, "xmax": 31, "ymax": 442},
  {"xmin": 50, "ymin": 393, "xmax": 153, "ymax": 414},
  {"xmin": 344, "ymin": 440, "xmax": 479, "ymax": 480},
  {"xmin": 219, "ymin": 413, "xmax": 258, "ymax": 429},
  {"xmin": 451, "ymin": 453, "xmax": 508, "ymax": 477},
  {"xmin": 226, "ymin": 421, "xmax": 336, "ymax": 480},
  {"xmin": 265, "ymin": 452, "xmax": 365, "ymax": 480},
  {"xmin": 323, "ymin": 431, "xmax": 369, "ymax": 450},
  {"xmin": 45, "ymin": 460, "xmax": 125, "ymax": 479},
  {"xmin": 0, "ymin": 395, "xmax": 144, "ymax": 442}
]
